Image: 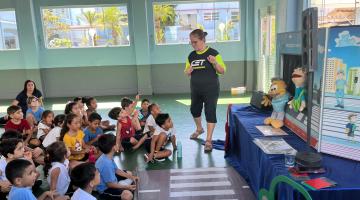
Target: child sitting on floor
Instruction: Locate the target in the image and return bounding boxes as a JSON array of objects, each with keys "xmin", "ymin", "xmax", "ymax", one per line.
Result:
[
  {"xmin": 121, "ymin": 95, "xmax": 140, "ymax": 116},
  {"xmin": 155, "ymin": 113, "xmax": 177, "ymax": 150},
  {"xmin": 73, "ymin": 97, "xmax": 85, "ymax": 111},
  {"xmin": 25, "ymin": 96, "xmax": 44, "ymax": 130},
  {"xmin": 5, "ymin": 105, "xmax": 40, "ymax": 147},
  {"xmin": 6, "ymin": 159, "xmax": 69, "ymax": 200},
  {"xmin": 65, "ymin": 101, "xmax": 88, "ymax": 128},
  {"xmin": 44, "ymin": 141, "xmax": 71, "ymax": 196},
  {"xmin": 0, "ymin": 132, "xmax": 43, "ymax": 198},
  {"xmin": 84, "ymin": 112, "xmax": 103, "ymax": 147},
  {"xmin": 70, "ymin": 162, "xmax": 100, "ymax": 200},
  {"xmin": 0, "ymin": 136, "xmax": 28, "ymax": 199},
  {"xmin": 42, "ymin": 114, "xmax": 65, "ymax": 148},
  {"xmin": 37, "ymin": 110, "xmax": 54, "ymax": 142},
  {"xmin": 143, "ymin": 103, "xmax": 162, "ymax": 160},
  {"xmin": 108, "ymin": 107, "xmax": 147, "ymax": 152},
  {"xmin": 143, "ymin": 103, "xmax": 161, "ymax": 135},
  {"xmin": 144, "ymin": 113, "xmax": 175, "ymax": 163},
  {"xmin": 74, "ymin": 97, "xmax": 89, "ymax": 125},
  {"xmin": 60, "ymin": 113, "xmax": 90, "ymax": 162},
  {"xmin": 0, "ymin": 129, "xmax": 45, "ymax": 166},
  {"xmin": 139, "ymin": 99, "xmax": 150, "ymax": 129},
  {"xmin": 85, "ymin": 97, "xmax": 115, "ymax": 132},
  {"xmin": 85, "ymin": 97, "xmax": 97, "ymax": 116},
  {"xmin": 96, "ymin": 134, "xmax": 138, "ymax": 200}
]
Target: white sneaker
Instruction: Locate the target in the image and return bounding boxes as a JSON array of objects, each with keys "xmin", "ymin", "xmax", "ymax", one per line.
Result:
[{"xmin": 154, "ymin": 157, "xmax": 166, "ymax": 162}]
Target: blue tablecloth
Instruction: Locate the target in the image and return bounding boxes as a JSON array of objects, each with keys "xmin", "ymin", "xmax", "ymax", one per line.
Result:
[{"xmin": 225, "ymin": 105, "xmax": 360, "ymax": 200}]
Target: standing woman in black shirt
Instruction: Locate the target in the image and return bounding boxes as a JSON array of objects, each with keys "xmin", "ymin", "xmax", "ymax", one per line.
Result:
[{"xmin": 185, "ymin": 29, "xmax": 226, "ymax": 152}]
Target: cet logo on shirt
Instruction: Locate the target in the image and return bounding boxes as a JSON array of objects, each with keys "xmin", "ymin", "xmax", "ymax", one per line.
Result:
[{"xmin": 191, "ymin": 59, "xmax": 206, "ymax": 69}]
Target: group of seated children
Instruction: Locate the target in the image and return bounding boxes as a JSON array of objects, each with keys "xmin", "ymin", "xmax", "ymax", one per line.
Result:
[
  {"xmin": 0, "ymin": 95, "xmax": 177, "ymax": 199},
  {"xmin": 108, "ymin": 98, "xmax": 177, "ymax": 163},
  {"xmin": 1, "ymin": 133, "xmax": 138, "ymax": 200}
]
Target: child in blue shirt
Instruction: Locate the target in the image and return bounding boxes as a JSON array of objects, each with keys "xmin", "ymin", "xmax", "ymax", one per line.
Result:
[
  {"xmin": 26, "ymin": 96, "xmax": 44, "ymax": 129},
  {"xmin": 6, "ymin": 159, "xmax": 68, "ymax": 200},
  {"xmin": 139, "ymin": 99, "xmax": 150, "ymax": 129},
  {"xmin": 83, "ymin": 112, "xmax": 104, "ymax": 146},
  {"xmin": 95, "ymin": 134, "xmax": 139, "ymax": 200}
]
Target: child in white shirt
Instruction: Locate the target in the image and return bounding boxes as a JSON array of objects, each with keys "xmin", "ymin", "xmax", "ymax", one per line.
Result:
[
  {"xmin": 42, "ymin": 114, "xmax": 65, "ymax": 148},
  {"xmin": 37, "ymin": 110, "xmax": 54, "ymax": 141},
  {"xmin": 44, "ymin": 141, "xmax": 71, "ymax": 196}
]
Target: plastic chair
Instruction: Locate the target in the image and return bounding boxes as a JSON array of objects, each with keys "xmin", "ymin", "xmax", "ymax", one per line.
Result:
[{"xmin": 258, "ymin": 175, "xmax": 312, "ymax": 200}]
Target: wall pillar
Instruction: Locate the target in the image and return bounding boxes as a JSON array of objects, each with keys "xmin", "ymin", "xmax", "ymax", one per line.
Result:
[
  {"xmin": 16, "ymin": 0, "xmax": 43, "ymax": 93},
  {"xmin": 131, "ymin": 0, "xmax": 153, "ymax": 95}
]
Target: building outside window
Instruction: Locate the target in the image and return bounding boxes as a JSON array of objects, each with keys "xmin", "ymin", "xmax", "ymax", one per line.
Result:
[
  {"xmin": 153, "ymin": 1, "xmax": 240, "ymax": 45},
  {"xmin": 0, "ymin": 10, "xmax": 19, "ymax": 50},
  {"xmin": 311, "ymin": 0, "xmax": 360, "ymax": 28}
]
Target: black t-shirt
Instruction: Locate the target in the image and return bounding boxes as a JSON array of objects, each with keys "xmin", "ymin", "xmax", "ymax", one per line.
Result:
[
  {"xmin": 16, "ymin": 90, "xmax": 43, "ymax": 114},
  {"xmin": 187, "ymin": 47, "xmax": 220, "ymax": 91}
]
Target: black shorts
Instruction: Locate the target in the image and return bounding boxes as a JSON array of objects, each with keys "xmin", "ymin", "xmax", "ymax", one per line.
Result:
[
  {"xmin": 99, "ymin": 174, "xmax": 133, "ymax": 200},
  {"xmin": 121, "ymin": 133, "xmax": 144, "ymax": 150},
  {"xmin": 74, "ymin": 153, "xmax": 89, "ymax": 162},
  {"xmin": 190, "ymin": 86, "xmax": 219, "ymax": 123},
  {"xmin": 144, "ymin": 137, "xmax": 165, "ymax": 153},
  {"xmin": 144, "ymin": 138, "xmax": 152, "ymax": 153},
  {"xmin": 38, "ymin": 135, "xmax": 46, "ymax": 142},
  {"xmin": 0, "ymin": 192, "xmax": 8, "ymax": 200}
]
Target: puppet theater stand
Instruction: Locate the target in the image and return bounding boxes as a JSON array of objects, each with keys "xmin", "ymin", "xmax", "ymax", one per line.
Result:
[{"xmin": 225, "ymin": 26, "xmax": 360, "ymax": 200}]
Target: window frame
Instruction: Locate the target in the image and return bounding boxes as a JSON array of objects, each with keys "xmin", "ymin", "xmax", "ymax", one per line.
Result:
[
  {"xmin": 0, "ymin": 8, "xmax": 20, "ymax": 51},
  {"xmin": 152, "ymin": 0, "xmax": 241, "ymax": 46},
  {"xmin": 40, "ymin": 4, "xmax": 131, "ymax": 49}
]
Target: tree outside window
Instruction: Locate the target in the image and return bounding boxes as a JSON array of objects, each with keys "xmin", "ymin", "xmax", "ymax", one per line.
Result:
[{"xmin": 42, "ymin": 6, "xmax": 129, "ymax": 49}]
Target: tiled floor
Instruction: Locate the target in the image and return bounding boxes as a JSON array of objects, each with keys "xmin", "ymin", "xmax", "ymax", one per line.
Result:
[{"xmin": 137, "ymin": 167, "xmax": 255, "ymax": 200}]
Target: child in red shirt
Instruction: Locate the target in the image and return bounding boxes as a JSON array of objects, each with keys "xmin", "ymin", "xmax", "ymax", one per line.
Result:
[
  {"xmin": 4, "ymin": 105, "xmax": 41, "ymax": 147},
  {"xmin": 108, "ymin": 107, "xmax": 147, "ymax": 152}
]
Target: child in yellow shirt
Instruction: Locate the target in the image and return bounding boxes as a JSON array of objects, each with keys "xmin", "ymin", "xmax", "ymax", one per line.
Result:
[{"xmin": 60, "ymin": 113, "xmax": 90, "ymax": 161}]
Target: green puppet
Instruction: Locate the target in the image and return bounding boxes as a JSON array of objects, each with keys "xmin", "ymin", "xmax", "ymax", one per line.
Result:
[{"xmin": 288, "ymin": 67, "xmax": 307, "ymax": 112}]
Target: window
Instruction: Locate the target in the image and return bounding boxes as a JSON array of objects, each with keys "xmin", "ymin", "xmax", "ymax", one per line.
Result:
[
  {"xmin": 153, "ymin": 1, "xmax": 240, "ymax": 45},
  {"xmin": 204, "ymin": 12, "xmax": 219, "ymax": 21},
  {"xmin": 258, "ymin": 6, "xmax": 276, "ymax": 92},
  {"xmin": 311, "ymin": 0, "xmax": 359, "ymax": 28},
  {"xmin": 231, "ymin": 11, "xmax": 240, "ymax": 22},
  {"xmin": 41, "ymin": 5, "xmax": 129, "ymax": 49},
  {"xmin": 0, "ymin": 10, "xmax": 19, "ymax": 50}
]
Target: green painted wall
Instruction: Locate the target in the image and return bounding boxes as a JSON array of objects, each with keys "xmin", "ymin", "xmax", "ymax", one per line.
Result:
[
  {"xmin": 40, "ymin": 66, "xmax": 138, "ymax": 97},
  {"xmin": 0, "ymin": 0, "xmax": 305, "ymax": 99}
]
